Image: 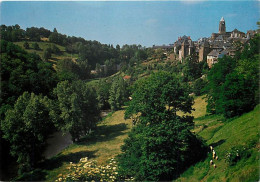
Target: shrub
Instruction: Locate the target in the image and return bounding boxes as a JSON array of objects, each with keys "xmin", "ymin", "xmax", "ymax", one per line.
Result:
[{"xmin": 225, "ymin": 145, "xmax": 251, "ymax": 166}]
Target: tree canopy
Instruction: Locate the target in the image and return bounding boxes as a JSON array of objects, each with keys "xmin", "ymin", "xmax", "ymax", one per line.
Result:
[
  {"xmin": 205, "ymin": 34, "xmax": 259, "ymax": 118},
  {"xmin": 118, "ymin": 71, "xmax": 207, "ymax": 181},
  {"xmin": 1, "ymin": 92, "xmax": 54, "ymax": 173},
  {"xmin": 54, "ymin": 80, "xmax": 100, "ymax": 142}
]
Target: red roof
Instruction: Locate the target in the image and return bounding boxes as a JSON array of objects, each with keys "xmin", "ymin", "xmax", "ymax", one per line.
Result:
[{"xmin": 123, "ymin": 75, "xmax": 131, "ymax": 80}]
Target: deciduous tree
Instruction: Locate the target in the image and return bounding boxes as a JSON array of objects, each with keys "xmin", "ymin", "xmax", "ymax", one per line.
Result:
[
  {"xmin": 1, "ymin": 92, "xmax": 53, "ymax": 173},
  {"xmin": 118, "ymin": 72, "xmax": 207, "ymax": 181}
]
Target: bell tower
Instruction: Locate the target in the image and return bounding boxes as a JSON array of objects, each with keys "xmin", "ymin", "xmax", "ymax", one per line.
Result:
[{"xmin": 219, "ymin": 17, "xmax": 226, "ymax": 34}]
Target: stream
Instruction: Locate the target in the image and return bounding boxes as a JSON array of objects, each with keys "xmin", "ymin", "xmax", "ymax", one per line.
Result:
[
  {"xmin": 43, "ymin": 131, "xmax": 72, "ymax": 159},
  {"xmin": 43, "ymin": 110, "xmax": 111, "ymax": 159}
]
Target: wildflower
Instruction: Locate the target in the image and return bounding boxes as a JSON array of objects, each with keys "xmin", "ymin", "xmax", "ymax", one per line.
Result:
[{"xmin": 113, "ymin": 167, "xmax": 117, "ymax": 170}]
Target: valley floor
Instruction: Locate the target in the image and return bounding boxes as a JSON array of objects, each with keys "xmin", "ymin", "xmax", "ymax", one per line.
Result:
[{"xmin": 15, "ymin": 96, "xmax": 259, "ymax": 181}]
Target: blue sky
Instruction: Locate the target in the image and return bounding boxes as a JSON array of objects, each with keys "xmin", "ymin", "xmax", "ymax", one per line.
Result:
[{"xmin": 0, "ymin": 1, "xmax": 259, "ymax": 47}]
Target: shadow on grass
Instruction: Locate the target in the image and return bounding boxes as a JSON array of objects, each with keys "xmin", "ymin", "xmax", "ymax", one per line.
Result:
[
  {"xmin": 210, "ymin": 139, "xmax": 226, "ymax": 148},
  {"xmin": 38, "ymin": 150, "xmax": 97, "ymax": 171},
  {"xmin": 78, "ymin": 123, "xmax": 128, "ymax": 146},
  {"xmin": 14, "ymin": 169, "xmax": 47, "ymax": 181}
]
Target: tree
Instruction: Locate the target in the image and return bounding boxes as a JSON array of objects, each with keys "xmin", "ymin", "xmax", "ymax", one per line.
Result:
[
  {"xmin": 205, "ymin": 55, "xmax": 236, "ymax": 114},
  {"xmin": 0, "ymin": 40, "xmax": 57, "ymax": 111},
  {"xmin": 43, "ymin": 47, "xmax": 52, "ymax": 61},
  {"xmin": 220, "ymin": 71, "xmax": 257, "ymax": 118},
  {"xmin": 32, "ymin": 42, "xmax": 40, "ymax": 50},
  {"xmin": 182, "ymin": 56, "xmax": 203, "ymax": 82},
  {"xmin": 205, "ymin": 34, "xmax": 259, "ymax": 117},
  {"xmin": 23, "ymin": 41, "xmax": 29, "ymax": 49},
  {"xmin": 51, "ymin": 44, "xmax": 61, "ymax": 54},
  {"xmin": 118, "ymin": 72, "xmax": 207, "ymax": 181},
  {"xmin": 193, "ymin": 78, "xmax": 207, "ymax": 96},
  {"xmin": 97, "ymin": 79, "xmax": 111, "ymax": 110},
  {"xmin": 54, "ymin": 80, "xmax": 100, "ymax": 142},
  {"xmin": 108, "ymin": 76, "xmax": 128, "ymax": 111},
  {"xmin": 1, "ymin": 92, "xmax": 53, "ymax": 173},
  {"xmin": 77, "ymin": 59, "xmax": 91, "ymax": 80}
]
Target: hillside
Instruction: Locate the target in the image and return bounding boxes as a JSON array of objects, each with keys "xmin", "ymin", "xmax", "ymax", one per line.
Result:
[
  {"xmin": 14, "ymin": 41, "xmax": 78, "ymax": 64},
  {"xmin": 13, "ymin": 95, "xmax": 259, "ymax": 181},
  {"xmin": 177, "ymin": 105, "xmax": 259, "ymax": 182}
]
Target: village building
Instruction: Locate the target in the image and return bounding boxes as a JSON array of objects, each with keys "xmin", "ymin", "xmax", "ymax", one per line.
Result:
[{"xmin": 160, "ymin": 17, "xmax": 256, "ymax": 68}]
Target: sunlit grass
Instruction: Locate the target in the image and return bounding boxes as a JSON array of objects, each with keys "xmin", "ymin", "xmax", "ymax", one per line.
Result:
[
  {"xmin": 176, "ymin": 105, "xmax": 260, "ymax": 182},
  {"xmin": 44, "ymin": 110, "xmax": 132, "ymax": 181}
]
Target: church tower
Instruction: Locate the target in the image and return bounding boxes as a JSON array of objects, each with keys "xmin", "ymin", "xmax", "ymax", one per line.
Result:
[{"xmin": 219, "ymin": 17, "xmax": 226, "ymax": 34}]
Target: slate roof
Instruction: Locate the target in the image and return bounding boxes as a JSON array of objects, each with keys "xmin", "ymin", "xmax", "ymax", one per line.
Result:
[{"xmin": 208, "ymin": 50, "xmax": 221, "ymax": 57}]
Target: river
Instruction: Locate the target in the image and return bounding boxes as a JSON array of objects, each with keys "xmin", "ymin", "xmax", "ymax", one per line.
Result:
[
  {"xmin": 43, "ymin": 131, "xmax": 73, "ymax": 159},
  {"xmin": 43, "ymin": 110, "xmax": 111, "ymax": 159}
]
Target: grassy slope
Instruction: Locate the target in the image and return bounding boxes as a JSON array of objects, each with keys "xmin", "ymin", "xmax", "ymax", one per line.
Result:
[
  {"xmin": 14, "ymin": 41, "xmax": 78, "ymax": 63},
  {"xmin": 43, "ymin": 110, "xmax": 132, "ymax": 181},
  {"xmin": 176, "ymin": 103, "xmax": 259, "ymax": 182}
]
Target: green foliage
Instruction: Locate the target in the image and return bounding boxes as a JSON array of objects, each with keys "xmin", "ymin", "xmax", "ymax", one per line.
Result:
[
  {"xmin": 205, "ymin": 35, "xmax": 259, "ymax": 117},
  {"xmin": 32, "ymin": 42, "xmax": 40, "ymax": 50},
  {"xmin": 97, "ymin": 79, "xmax": 111, "ymax": 110},
  {"xmin": 182, "ymin": 56, "xmax": 204, "ymax": 82},
  {"xmin": 23, "ymin": 41, "xmax": 29, "ymax": 49},
  {"xmin": 43, "ymin": 47, "xmax": 52, "ymax": 61},
  {"xmin": 1, "ymin": 92, "xmax": 53, "ymax": 173},
  {"xmin": 0, "ymin": 40, "xmax": 57, "ymax": 110},
  {"xmin": 109, "ymin": 76, "xmax": 129, "ymax": 111},
  {"xmin": 225, "ymin": 145, "xmax": 251, "ymax": 166},
  {"xmin": 54, "ymin": 80, "xmax": 100, "ymax": 142},
  {"xmin": 220, "ymin": 71, "xmax": 257, "ymax": 118},
  {"xmin": 125, "ymin": 71, "xmax": 194, "ymax": 121},
  {"xmin": 26, "ymin": 27, "xmax": 51, "ymax": 41},
  {"xmin": 51, "ymin": 44, "xmax": 61, "ymax": 54},
  {"xmin": 1, "ymin": 24, "xmax": 25, "ymax": 42},
  {"xmin": 193, "ymin": 78, "xmax": 207, "ymax": 96},
  {"xmin": 56, "ymin": 58, "xmax": 91, "ymax": 81},
  {"xmin": 118, "ymin": 71, "xmax": 207, "ymax": 181},
  {"xmin": 49, "ymin": 31, "xmax": 67, "ymax": 45}
]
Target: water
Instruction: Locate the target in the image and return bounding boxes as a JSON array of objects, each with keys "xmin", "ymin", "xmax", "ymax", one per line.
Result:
[
  {"xmin": 43, "ymin": 131, "xmax": 73, "ymax": 159},
  {"xmin": 43, "ymin": 110, "xmax": 111, "ymax": 159}
]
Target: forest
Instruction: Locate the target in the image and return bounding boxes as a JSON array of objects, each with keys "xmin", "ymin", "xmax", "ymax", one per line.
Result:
[{"xmin": 0, "ymin": 24, "xmax": 259, "ymax": 181}]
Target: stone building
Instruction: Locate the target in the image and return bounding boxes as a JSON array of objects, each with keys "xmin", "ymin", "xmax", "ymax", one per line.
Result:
[
  {"xmin": 198, "ymin": 41, "xmax": 210, "ymax": 62},
  {"xmin": 211, "ymin": 17, "xmax": 231, "ymax": 41}
]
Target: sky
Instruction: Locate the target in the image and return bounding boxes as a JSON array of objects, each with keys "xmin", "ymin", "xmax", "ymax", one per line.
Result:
[{"xmin": 0, "ymin": 1, "xmax": 259, "ymax": 47}]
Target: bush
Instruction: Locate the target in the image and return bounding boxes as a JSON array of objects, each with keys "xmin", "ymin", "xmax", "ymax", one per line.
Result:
[
  {"xmin": 225, "ymin": 145, "xmax": 251, "ymax": 166},
  {"xmin": 32, "ymin": 42, "xmax": 40, "ymax": 50},
  {"xmin": 23, "ymin": 41, "xmax": 29, "ymax": 49}
]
